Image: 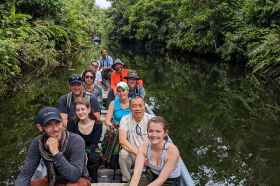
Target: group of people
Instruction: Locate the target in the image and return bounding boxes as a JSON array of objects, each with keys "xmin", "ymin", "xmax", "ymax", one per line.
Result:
[{"xmin": 14, "ymin": 49, "xmax": 181, "ymax": 186}]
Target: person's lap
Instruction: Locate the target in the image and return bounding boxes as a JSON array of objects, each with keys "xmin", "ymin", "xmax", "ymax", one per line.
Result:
[{"xmin": 30, "ymin": 176, "xmax": 91, "ymax": 186}]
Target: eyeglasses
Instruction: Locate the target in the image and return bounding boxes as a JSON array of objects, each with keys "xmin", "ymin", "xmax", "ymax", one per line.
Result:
[
  {"xmin": 91, "ymin": 64, "xmax": 98, "ymax": 68},
  {"xmin": 136, "ymin": 125, "xmax": 142, "ymax": 136},
  {"xmin": 85, "ymin": 76, "xmax": 94, "ymax": 79}
]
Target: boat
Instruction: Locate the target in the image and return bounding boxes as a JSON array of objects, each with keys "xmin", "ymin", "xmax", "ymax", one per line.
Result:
[{"xmin": 31, "ymin": 73, "xmax": 195, "ymax": 186}]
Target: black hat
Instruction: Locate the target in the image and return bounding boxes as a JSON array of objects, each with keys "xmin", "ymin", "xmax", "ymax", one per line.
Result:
[
  {"xmin": 69, "ymin": 74, "xmax": 83, "ymax": 84},
  {"xmin": 38, "ymin": 107, "xmax": 62, "ymax": 127},
  {"xmin": 111, "ymin": 59, "xmax": 126, "ymax": 70},
  {"xmin": 123, "ymin": 70, "xmax": 141, "ymax": 80}
]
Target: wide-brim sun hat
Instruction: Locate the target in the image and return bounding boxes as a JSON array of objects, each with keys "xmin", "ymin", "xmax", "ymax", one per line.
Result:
[
  {"xmin": 123, "ymin": 70, "xmax": 141, "ymax": 80},
  {"xmin": 111, "ymin": 59, "xmax": 126, "ymax": 70},
  {"xmin": 116, "ymin": 82, "xmax": 129, "ymax": 90}
]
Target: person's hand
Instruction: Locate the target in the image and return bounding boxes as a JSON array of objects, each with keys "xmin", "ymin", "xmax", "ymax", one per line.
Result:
[
  {"xmin": 144, "ymin": 158, "xmax": 149, "ymax": 167},
  {"xmin": 46, "ymin": 137, "xmax": 59, "ymax": 156},
  {"xmin": 114, "ymin": 89, "xmax": 116, "ymax": 96}
]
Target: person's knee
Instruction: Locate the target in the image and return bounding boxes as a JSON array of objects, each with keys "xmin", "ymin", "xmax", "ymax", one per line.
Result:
[
  {"xmin": 119, "ymin": 149, "xmax": 130, "ymax": 161},
  {"xmin": 87, "ymin": 152, "xmax": 102, "ymax": 165}
]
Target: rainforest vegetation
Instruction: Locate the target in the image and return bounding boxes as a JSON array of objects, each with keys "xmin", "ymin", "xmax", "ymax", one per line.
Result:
[
  {"xmin": 0, "ymin": 0, "xmax": 105, "ymax": 95},
  {"xmin": 105, "ymin": 0, "xmax": 280, "ymax": 81}
]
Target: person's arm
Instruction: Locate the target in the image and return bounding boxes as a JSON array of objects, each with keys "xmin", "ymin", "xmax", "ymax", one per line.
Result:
[
  {"xmin": 67, "ymin": 119, "xmax": 76, "ymax": 133},
  {"xmin": 105, "ymin": 101, "xmax": 114, "ymax": 126},
  {"xmin": 87, "ymin": 123, "xmax": 102, "ymax": 152},
  {"xmin": 98, "ymin": 86, "xmax": 103, "ymax": 108},
  {"xmin": 129, "ymin": 142, "xmax": 149, "ymax": 186},
  {"xmin": 119, "ymin": 129, "xmax": 137, "ymax": 155},
  {"xmin": 97, "ymin": 81, "xmax": 101, "ymax": 86},
  {"xmin": 137, "ymin": 79, "xmax": 143, "ymax": 87},
  {"xmin": 96, "ymin": 72, "xmax": 102, "ymax": 86},
  {"xmin": 14, "ymin": 137, "xmax": 41, "ymax": 186},
  {"xmin": 90, "ymin": 96, "xmax": 101, "ymax": 120},
  {"xmin": 139, "ymin": 86, "xmax": 145, "ymax": 99},
  {"xmin": 102, "ymin": 56, "xmax": 113, "ymax": 71},
  {"xmin": 53, "ymin": 135, "xmax": 86, "ymax": 183},
  {"xmin": 110, "ymin": 72, "xmax": 116, "ymax": 90},
  {"xmin": 58, "ymin": 95, "xmax": 69, "ymax": 128},
  {"xmin": 148, "ymin": 144, "xmax": 180, "ymax": 186}
]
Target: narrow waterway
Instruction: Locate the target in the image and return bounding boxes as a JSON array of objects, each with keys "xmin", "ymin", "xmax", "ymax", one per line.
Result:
[{"xmin": 1, "ymin": 45, "xmax": 280, "ymax": 186}]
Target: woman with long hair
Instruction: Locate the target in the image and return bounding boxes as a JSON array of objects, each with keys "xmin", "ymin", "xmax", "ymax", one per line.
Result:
[
  {"xmin": 67, "ymin": 97, "xmax": 103, "ymax": 183},
  {"xmin": 105, "ymin": 82, "xmax": 131, "ymax": 126},
  {"xmin": 125, "ymin": 116, "xmax": 181, "ymax": 186}
]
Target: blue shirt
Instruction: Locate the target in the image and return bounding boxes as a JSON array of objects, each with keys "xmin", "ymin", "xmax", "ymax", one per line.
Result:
[
  {"xmin": 99, "ymin": 56, "xmax": 113, "ymax": 68},
  {"xmin": 112, "ymin": 98, "xmax": 131, "ymax": 124}
]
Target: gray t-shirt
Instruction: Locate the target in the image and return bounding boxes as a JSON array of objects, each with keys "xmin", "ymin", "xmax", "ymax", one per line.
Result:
[
  {"xmin": 14, "ymin": 132, "xmax": 88, "ymax": 186},
  {"xmin": 119, "ymin": 113, "xmax": 155, "ymax": 148}
]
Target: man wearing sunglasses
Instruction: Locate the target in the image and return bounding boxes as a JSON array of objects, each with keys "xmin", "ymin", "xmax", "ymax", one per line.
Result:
[
  {"xmin": 118, "ymin": 96, "xmax": 154, "ymax": 183},
  {"xmin": 82, "ymin": 69, "xmax": 103, "ymax": 108},
  {"xmin": 81, "ymin": 60, "xmax": 102, "ymax": 86},
  {"xmin": 58, "ymin": 74, "xmax": 101, "ymax": 127}
]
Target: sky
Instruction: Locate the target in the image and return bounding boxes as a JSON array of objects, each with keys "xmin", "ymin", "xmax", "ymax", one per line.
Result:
[{"xmin": 95, "ymin": 0, "xmax": 111, "ymax": 9}]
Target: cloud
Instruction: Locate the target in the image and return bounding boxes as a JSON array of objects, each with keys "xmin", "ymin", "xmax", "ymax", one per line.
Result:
[{"xmin": 95, "ymin": 0, "xmax": 111, "ymax": 9}]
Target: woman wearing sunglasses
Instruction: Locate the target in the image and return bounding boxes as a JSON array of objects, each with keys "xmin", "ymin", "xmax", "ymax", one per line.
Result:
[
  {"xmin": 105, "ymin": 82, "xmax": 131, "ymax": 126},
  {"xmin": 125, "ymin": 116, "xmax": 181, "ymax": 186},
  {"xmin": 67, "ymin": 97, "xmax": 103, "ymax": 183},
  {"xmin": 82, "ymin": 69, "xmax": 103, "ymax": 108}
]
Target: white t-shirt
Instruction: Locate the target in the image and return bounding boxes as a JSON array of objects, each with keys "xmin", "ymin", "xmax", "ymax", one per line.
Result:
[
  {"xmin": 81, "ymin": 70, "xmax": 102, "ymax": 85},
  {"xmin": 120, "ymin": 113, "xmax": 155, "ymax": 148}
]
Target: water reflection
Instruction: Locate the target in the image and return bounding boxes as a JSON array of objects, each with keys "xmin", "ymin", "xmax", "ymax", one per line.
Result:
[{"xmin": 1, "ymin": 46, "xmax": 280, "ymax": 185}]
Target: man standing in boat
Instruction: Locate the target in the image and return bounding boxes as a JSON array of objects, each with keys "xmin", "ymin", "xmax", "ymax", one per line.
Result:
[
  {"xmin": 123, "ymin": 70, "xmax": 145, "ymax": 99},
  {"xmin": 99, "ymin": 49, "xmax": 113, "ymax": 90},
  {"xmin": 118, "ymin": 96, "xmax": 154, "ymax": 183},
  {"xmin": 14, "ymin": 107, "xmax": 90, "ymax": 186},
  {"xmin": 58, "ymin": 74, "xmax": 100, "ymax": 127}
]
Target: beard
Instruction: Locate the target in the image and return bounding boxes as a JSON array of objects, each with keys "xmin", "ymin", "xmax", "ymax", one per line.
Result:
[{"xmin": 117, "ymin": 67, "xmax": 123, "ymax": 73}]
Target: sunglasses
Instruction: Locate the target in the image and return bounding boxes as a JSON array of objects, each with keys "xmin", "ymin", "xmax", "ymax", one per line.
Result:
[
  {"xmin": 91, "ymin": 64, "xmax": 98, "ymax": 68},
  {"xmin": 85, "ymin": 76, "xmax": 94, "ymax": 79},
  {"xmin": 136, "ymin": 125, "xmax": 142, "ymax": 136},
  {"xmin": 71, "ymin": 76, "xmax": 82, "ymax": 81}
]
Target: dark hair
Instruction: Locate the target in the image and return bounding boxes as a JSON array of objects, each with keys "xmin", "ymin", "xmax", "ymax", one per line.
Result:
[
  {"xmin": 82, "ymin": 69, "xmax": 96, "ymax": 82},
  {"xmin": 72, "ymin": 97, "xmax": 97, "ymax": 122},
  {"xmin": 148, "ymin": 116, "xmax": 169, "ymax": 145},
  {"xmin": 129, "ymin": 96, "xmax": 145, "ymax": 107},
  {"xmin": 91, "ymin": 60, "xmax": 99, "ymax": 66},
  {"xmin": 101, "ymin": 49, "xmax": 106, "ymax": 54}
]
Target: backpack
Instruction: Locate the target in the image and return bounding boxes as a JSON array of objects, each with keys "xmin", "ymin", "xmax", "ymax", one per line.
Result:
[
  {"xmin": 66, "ymin": 91, "xmax": 91, "ymax": 109},
  {"xmin": 101, "ymin": 123, "xmax": 121, "ymax": 180}
]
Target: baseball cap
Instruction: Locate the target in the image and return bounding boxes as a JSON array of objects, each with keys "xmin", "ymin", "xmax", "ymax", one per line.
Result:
[
  {"xmin": 38, "ymin": 107, "xmax": 62, "ymax": 127},
  {"xmin": 69, "ymin": 74, "xmax": 83, "ymax": 84},
  {"xmin": 116, "ymin": 82, "xmax": 129, "ymax": 90}
]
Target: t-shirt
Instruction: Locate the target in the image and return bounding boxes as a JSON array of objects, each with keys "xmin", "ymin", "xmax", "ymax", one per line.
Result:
[
  {"xmin": 83, "ymin": 84, "xmax": 103, "ymax": 108},
  {"xmin": 119, "ymin": 113, "xmax": 155, "ymax": 148},
  {"xmin": 112, "ymin": 98, "xmax": 131, "ymax": 124},
  {"xmin": 110, "ymin": 68, "xmax": 143, "ymax": 90},
  {"xmin": 67, "ymin": 119, "xmax": 102, "ymax": 155},
  {"xmin": 80, "ymin": 70, "xmax": 102, "ymax": 85},
  {"xmin": 14, "ymin": 132, "xmax": 88, "ymax": 186},
  {"xmin": 58, "ymin": 91, "xmax": 101, "ymax": 120}
]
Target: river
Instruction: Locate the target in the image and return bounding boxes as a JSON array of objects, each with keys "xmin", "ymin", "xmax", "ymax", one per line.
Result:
[{"xmin": 1, "ymin": 45, "xmax": 280, "ymax": 186}]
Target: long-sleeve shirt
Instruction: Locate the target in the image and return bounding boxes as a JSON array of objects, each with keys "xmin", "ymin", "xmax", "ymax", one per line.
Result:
[
  {"xmin": 14, "ymin": 133, "xmax": 88, "ymax": 186},
  {"xmin": 67, "ymin": 119, "xmax": 102, "ymax": 155},
  {"xmin": 99, "ymin": 56, "xmax": 113, "ymax": 68},
  {"xmin": 110, "ymin": 68, "xmax": 143, "ymax": 90}
]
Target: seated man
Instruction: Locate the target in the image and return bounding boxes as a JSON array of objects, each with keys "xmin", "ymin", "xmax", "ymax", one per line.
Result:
[
  {"xmin": 119, "ymin": 96, "xmax": 154, "ymax": 183},
  {"xmin": 99, "ymin": 49, "xmax": 113, "ymax": 90},
  {"xmin": 123, "ymin": 70, "xmax": 145, "ymax": 99},
  {"xmin": 81, "ymin": 60, "xmax": 102, "ymax": 86},
  {"xmin": 82, "ymin": 69, "xmax": 103, "ymax": 108},
  {"xmin": 58, "ymin": 74, "xmax": 100, "ymax": 127},
  {"xmin": 14, "ymin": 107, "xmax": 90, "ymax": 186}
]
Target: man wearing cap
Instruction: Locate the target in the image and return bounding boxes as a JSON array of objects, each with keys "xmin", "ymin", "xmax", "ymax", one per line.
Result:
[
  {"xmin": 123, "ymin": 70, "xmax": 145, "ymax": 99},
  {"xmin": 58, "ymin": 74, "xmax": 101, "ymax": 127},
  {"xmin": 81, "ymin": 60, "xmax": 102, "ymax": 86},
  {"xmin": 14, "ymin": 107, "xmax": 90, "ymax": 186},
  {"xmin": 118, "ymin": 96, "xmax": 154, "ymax": 183}
]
